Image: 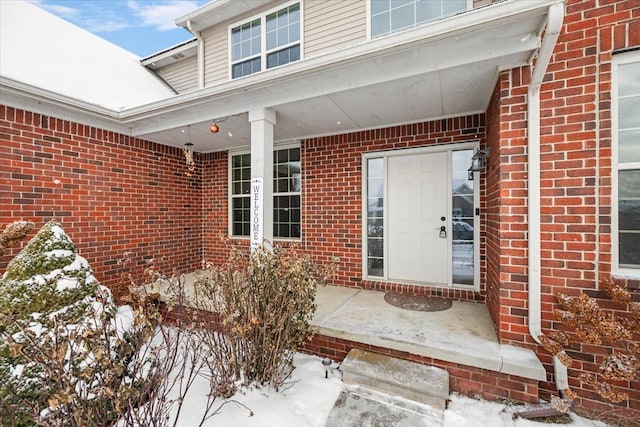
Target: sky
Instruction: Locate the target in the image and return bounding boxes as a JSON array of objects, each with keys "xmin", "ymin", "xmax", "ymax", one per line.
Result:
[{"xmin": 30, "ymin": 0, "xmax": 210, "ymax": 58}]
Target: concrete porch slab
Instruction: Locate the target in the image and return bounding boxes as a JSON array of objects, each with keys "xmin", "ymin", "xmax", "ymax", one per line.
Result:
[{"xmin": 311, "ymin": 285, "xmax": 546, "ymax": 381}]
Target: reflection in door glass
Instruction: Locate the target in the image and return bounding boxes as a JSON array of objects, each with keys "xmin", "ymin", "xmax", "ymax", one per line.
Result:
[
  {"xmin": 367, "ymin": 158, "xmax": 384, "ymax": 277},
  {"xmin": 452, "ymin": 150, "xmax": 474, "ymax": 285}
]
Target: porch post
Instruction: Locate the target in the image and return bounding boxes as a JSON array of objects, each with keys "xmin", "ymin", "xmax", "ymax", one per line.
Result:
[{"xmin": 248, "ymin": 108, "xmax": 275, "ymax": 251}]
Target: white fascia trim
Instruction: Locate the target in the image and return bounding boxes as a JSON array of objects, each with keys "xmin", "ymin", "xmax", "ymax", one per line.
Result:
[
  {"xmin": 141, "ymin": 39, "xmax": 198, "ymax": 70},
  {"xmin": 1, "ymin": 0, "xmax": 561, "ymax": 135},
  {"xmin": 175, "ymin": 0, "xmax": 234, "ymax": 28},
  {"xmin": 0, "ymin": 77, "xmax": 131, "ymax": 135},
  {"xmin": 119, "ymin": 0, "xmax": 562, "ymax": 122}
]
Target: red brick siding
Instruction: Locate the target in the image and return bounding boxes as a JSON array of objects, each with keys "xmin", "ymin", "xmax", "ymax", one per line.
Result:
[
  {"xmin": 201, "ymin": 151, "xmax": 233, "ymax": 265},
  {"xmin": 196, "ymin": 116, "xmax": 488, "ymax": 301},
  {"xmin": 488, "ymin": 0, "xmax": 640, "ymax": 416},
  {"xmin": 302, "ymin": 334, "xmax": 540, "ymax": 404},
  {"xmin": 301, "ymin": 116, "xmax": 487, "ymax": 302},
  {"xmin": 539, "ymin": 0, "xmax": 640, "ymax": 415},
  {"xmin": 0, "ymin": 105, "xmax": 203, "ymax": 295}
]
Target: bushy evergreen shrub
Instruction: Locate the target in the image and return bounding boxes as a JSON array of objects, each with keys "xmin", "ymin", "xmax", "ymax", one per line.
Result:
[{"xmin": 0, "ymin": 221, "xmax": 154, "ymax": 426}]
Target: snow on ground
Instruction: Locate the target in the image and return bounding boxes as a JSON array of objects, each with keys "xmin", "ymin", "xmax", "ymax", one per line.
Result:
[
  {"xmin": 176, "ymin": 353, "xmax": 344, "ymax": 427},
  {"xmin": 444, "ymin": 393, "xmax": 609, "ymax": 427},
  {"xmin": 171, "ymin": 353, "xmax": 608, "ymax": 427}
]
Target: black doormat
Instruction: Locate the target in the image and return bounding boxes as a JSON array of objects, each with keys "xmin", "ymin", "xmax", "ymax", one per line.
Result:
[{"xmin": 384, "ymin": 291, "xmax": 452, "ymax": 312}]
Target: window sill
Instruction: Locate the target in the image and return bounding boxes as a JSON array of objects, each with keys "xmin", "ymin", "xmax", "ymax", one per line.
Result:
[
  {"xmin": 228, "ymin": 235, "xmax": 302, "ymax": 243},
  {"xmin": 611, "ymin": 270, "xmax": 640, "ymax": 290}
]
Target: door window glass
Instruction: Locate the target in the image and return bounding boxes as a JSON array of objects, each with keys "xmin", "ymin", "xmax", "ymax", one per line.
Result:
[
  {"xmin": 366, "ymin": 158, "xmax": 384, "ymax": 277},
  {"xmin": 452, "ymin": 149, "xmax": 474, "ymax": 285}
]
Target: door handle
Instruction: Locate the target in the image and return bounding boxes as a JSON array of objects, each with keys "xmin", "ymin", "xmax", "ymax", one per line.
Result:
[{"xmin": 438, "ymin": 225, "xmax": 446, "ymax": 238}]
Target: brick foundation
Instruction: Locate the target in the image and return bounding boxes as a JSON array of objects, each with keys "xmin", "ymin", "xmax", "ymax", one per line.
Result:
[{"xmin": 302, "ymin": 334, "xmax": 539, "ymax": 404}]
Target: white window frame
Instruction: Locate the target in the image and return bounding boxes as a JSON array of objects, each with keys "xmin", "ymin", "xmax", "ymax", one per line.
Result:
[
  {"xmin": 229, "ymin": 150, "xmax": 252, "ymax": 238},
  {"xmin": 228, "ymin": 142, "xmax": 302, "ymax": 242},
  {"xmin": 273, "ymin": 142, "xmax": 302, "ymax": 242},
  {"xmin": 611, "ymin": 50, "xmax": 640, "ymax": 277},
  {"xmin": 366, "ymin": 0, "xmax": 472, "ymax": 40},
  {"xmin": 361, "ymin": 142, "xmax": 481, "ymax": 291},
  {"xmin": 228, "ymin": 0, "xmax": 303, "ymax": 80}
]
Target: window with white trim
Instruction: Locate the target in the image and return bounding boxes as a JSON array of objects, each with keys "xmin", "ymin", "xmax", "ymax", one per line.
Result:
[
  {"xmin": 230, "ymin": 146, "xmax": 301, "ymax": 239},
  {"xmin": 231, "ymin": 3, "xmax": 301, "ymax": 79},
  {"xmin": 370, "ymin": 0, "xmax": 468, "ymax": 39},
  {"xmin": 231, "ymin": 153, "xmax": 252, "ymax": 236},
  {"xmin": 613, "ymin": 53, "xmax": 640, "ymax": 271}
]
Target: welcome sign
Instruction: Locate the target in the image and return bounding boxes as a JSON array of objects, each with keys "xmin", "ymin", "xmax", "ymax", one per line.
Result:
[{"xmin": 250, "ymin": 177, "xmax": 263, "ymax": 250}]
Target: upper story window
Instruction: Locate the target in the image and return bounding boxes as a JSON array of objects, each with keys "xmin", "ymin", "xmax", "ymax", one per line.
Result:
[
  {"xmin": 613, "ymin": 53, "xmax": 640, "ymax": 272},
  {"xmin": 370, "ymin": 0, "xmax": 468, "ymax": 38},
  {"xmin": 231, "ymin": 3, "xmax": 301, "ymax": 79}
]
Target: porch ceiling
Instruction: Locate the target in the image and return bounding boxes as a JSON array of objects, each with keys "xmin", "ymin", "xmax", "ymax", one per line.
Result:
[
  {"xmin": 0, "ymin": 1, "xmax": 559, "ymax": 152},
  {"xmin": 135, "ymin": 0, "xmax": 552, "ymax": 153}
]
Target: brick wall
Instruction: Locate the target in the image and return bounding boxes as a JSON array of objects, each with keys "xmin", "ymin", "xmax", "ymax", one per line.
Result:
[
  {"xmin": 196, "ymin": 116, "xmax": 488, "ymax": 301},
  {"xmin": 484, "ymin": 67, "xmax": 535, "ymax": 348},
  {"xmin": 0, "ymin": 105, "xmax": 203, "ymax": 295},
  {"xmin": 201, "ymin": 151, "xmax": 233, "ymax": 264},
  {"xmin": 302, "ymin": 116, "xmax": 487, "ymax": 302},
  {"xmin": 487, "ymin": 0, "xmax": 640, "ymax": 416},
  {"xmin": 3, "ymin": 0, "xmax": 639, "ymax": 417}
]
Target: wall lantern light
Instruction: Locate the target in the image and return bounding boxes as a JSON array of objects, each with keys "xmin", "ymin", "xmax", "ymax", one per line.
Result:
[{"xmin": 467, "ymin": 148, "xmax": 490, "ymax": 180}]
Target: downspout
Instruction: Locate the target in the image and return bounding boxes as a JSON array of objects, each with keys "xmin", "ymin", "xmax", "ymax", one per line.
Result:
[
  {"xmin": 527, "ymin": 2, "xmax": 567, "ymax": 393},
  {"xmin": 186, "ymin": 19, "xmax": 205, "ymax": 89}
]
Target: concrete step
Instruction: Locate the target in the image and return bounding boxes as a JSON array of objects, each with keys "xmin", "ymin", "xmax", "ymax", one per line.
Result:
[
  {"xmin": 325, "ymin": 389, "xmax": 443, "ymax": 426},
  {"xmin": 340, "ymin": 349, "xmax": 449, "ymax": 414}
]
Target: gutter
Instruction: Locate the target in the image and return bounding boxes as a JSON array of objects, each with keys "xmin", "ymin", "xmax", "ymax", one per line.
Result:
[
  {"xmin": 120, "ymin": 0, "xmax": 554, "ymax": 124},
  {"xmin": 186, "ymin": 19, "xmax": 205, "ymax": 89},
  {"xmin": 527, "ymin": 2, "xmax": 567, "ymax": 393}
]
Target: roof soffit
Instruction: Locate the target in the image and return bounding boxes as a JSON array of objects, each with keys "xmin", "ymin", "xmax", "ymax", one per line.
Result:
[{"xmin": 1, "ymin": 0, "xmax": 563, "ymax": 152}]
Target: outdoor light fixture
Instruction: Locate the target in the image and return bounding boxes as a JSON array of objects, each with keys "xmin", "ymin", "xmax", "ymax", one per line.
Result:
[
  {"xmin": 322, "ymin": 357, "xmax": 332, "ymax": 378},
  {"xmin": 467, "ymin": 148, "xmax": 490, "ymax": 180},
  {"xmin": 183, "ymin": 125, "xmax": 195, "ymax": 172},
  {"xmin": 209, "ymin": 116, "xmax": 232, "ymax": 134}
]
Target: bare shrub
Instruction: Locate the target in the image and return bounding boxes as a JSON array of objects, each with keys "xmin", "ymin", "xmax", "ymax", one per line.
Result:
[
  {"xmin": 541, "ymin": 277, "xmax": 640, "ymax": 410},
  {"xmin": 191, "ymin": 243, "xmax": 334, "ymax": 391},
  {"xmin": 0, "ymin": 220, "xmax": 34, "ymax": 255}
]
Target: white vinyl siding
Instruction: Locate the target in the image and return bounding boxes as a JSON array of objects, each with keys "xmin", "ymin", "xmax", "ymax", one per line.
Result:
[
  {"xmin": 304, "ymin": 0, "xmax": 366, "ymax": 58},
  {"xmin": 156, "ymin": 56, "xmax": 198, "ymax": 93},
  {"xmin": 202, "ymin": 1, "xmax": 280, "ymax": 87}
]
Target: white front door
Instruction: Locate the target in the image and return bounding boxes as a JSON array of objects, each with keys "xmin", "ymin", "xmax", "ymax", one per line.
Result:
[{"xmin": 387, "ymin": 152, "xmax": 449, "ymax": 284}]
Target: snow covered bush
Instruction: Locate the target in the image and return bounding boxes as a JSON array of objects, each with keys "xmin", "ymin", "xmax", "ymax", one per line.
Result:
[
  {"xmin": 0, "ymin": 220, "xmax": 153, "ymax": 426},
  {"xmin": 192, "ymin": 243, "xmax": 334, "ymax": 392}
]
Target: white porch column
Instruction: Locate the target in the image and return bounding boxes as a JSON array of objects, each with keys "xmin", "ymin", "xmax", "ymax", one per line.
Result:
[{"xmin": 248, "ymin": 108, "xmax": 275, "ymax": 251}]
